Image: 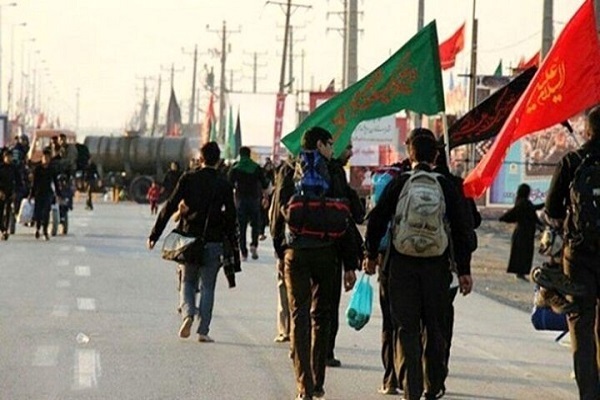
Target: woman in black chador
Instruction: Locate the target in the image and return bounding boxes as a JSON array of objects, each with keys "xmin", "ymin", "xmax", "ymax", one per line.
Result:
[{"xmin": 499, "ymin": 183, "xmax": 543, "ymax": 280}]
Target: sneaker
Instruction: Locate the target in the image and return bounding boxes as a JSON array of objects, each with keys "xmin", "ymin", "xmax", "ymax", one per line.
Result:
[
  {"xmin": 377, "ymin": 386, "xmax": 398, "ymax": 395},
  {"xmin": 274, "ymin": 334, "xmax": 290, "ymax": 343},
  {"xmin": 198, "ymin": 334, "xmax": 215, "ymax": 343},
  {"xmin": 1, "ymin": 232, "xmax": 8, "ymax": 241},
  {"xmin": 325, "ymin": 358, "xmax": 341, "ymax": 367},
  {"xmin": 178, "ymin": 316, "xmax": 193, "ymax": 338},
  {"xmin": 531, "ymin": 263, "xmax": 587, "ymax": 297},
  {"xmin": 250, "ymin": 246, "xmax": 258, "ymax": 260},
  {"xmin": 44, "ymin": 233, "xmax": 50, "ymax": 241},
  {"xmin": 35, "ymin": 230, "xmax": 40, "ymax": 239}
]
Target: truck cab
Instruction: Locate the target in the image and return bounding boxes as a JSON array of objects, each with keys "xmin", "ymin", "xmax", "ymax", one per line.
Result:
[{"xmin": 27, "ymin": 129, "xmax": 77, "ymax": 163}]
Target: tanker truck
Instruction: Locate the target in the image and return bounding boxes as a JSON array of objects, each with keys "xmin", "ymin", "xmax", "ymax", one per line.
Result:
[{"xmin": 83, "ymin": 134, "xmax": 193, "ymax": 204}]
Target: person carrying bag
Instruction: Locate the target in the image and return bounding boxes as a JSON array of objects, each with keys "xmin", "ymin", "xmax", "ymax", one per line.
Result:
[{"xmin": 147, "ymin": 142, "xmax": 239, "ymax": 343}]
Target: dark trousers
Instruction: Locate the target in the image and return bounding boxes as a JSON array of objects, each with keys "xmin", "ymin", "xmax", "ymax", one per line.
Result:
[
  {"xmin": 236, "ymin": 197, "xmax": 260, "ymax": 255},
  {"xmin": 564, "ymin": 246, "xmax": 600, "ymax": 400},
  {"xmin": 326, "ymin": 260, "xmax": 342, "ymax": 360},
  {"xmin": 284, "ymin": 245, "xmax": 337, "ymax": 397},
  {"xmin": 0, "ymin": 197, "xmax": 9, "ymax": 232},
  {"xmin": 388, "ymin": 252, "xmax": 449, "ymax": 400},
  {"xmin": 33, "ymin": 195, "xmax": 52, "ymax": 233},
  {"xmin": 379, "ymin": 269, "xmax": 399, "ymax": 390},
  {"xmin": 86, "ymin": 183, "xmax": 94, "ymax": 209}
]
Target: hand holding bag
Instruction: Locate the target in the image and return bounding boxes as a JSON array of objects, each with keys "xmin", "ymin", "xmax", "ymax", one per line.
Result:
[
  {"xmin": 346, "ymin": 273, "xmax": 373, "ymax": 331},
  {"xmin": 161, "ymin": 191, "xmax": 215, "ymax": 264},
  {"xmin": 161, "ymin": 229, "xmax": 205, "ymax": 264}
]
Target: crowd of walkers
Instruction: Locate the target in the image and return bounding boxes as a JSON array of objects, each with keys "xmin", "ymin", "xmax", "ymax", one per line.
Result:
[
  {"xmin": 147, "ymin": 109, "xmax": 600, "ymax": 400},
  {"xmin": 0, "ymin": 133, "xmax": 95, "ymax": 241}
]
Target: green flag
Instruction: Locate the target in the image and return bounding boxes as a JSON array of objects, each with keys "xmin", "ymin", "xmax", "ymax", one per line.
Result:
[
  {"xmin": 226, "ymin": 105, "xmax": 235, "ymax": 159},
  {"xmin": 494, "ymin": 60, "xmax": 503, "ymax": 76},
  {"xmin": 209, "ymin": 117, "xmax": 217, "ymax": 142},
  {"xmin": 282, "ymin": 20, "xmax": 445, "ymax": 156}
]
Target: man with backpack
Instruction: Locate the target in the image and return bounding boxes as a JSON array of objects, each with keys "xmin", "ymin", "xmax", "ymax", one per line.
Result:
[
  {"xmin": 545, "ymin": 106, "xmax": 600, "ymax": 400},
  {"xmin": 271, "ymin": 127, "xmax": 356, "ymax": 400},
  {"xmin": 363, "ymin": 128, "xmax": 472, "ymax": 400},
  {"xmin": 228, "ymin": 146, "xmax": 269, "ymax": 260}
]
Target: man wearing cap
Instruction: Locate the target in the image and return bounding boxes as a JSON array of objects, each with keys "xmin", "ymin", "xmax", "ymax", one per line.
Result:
[{"xmin": 363, "ymin": 128, "xmax": 472, "ymax": 400}]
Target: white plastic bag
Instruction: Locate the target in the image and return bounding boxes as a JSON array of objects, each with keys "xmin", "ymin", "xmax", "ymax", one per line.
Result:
[{"xmin": 17, "ymin": 199, "xmax": 34, "ymax": 225}]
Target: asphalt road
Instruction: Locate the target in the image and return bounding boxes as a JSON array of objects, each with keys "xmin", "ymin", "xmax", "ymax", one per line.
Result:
[{"xmin": 0, "ymin": 201, "xmax": 578, "ymax": 400}]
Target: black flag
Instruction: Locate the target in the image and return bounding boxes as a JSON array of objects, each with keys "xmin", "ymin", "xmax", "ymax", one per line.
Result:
[
  {"xmin": 448, "ymin": 66, "xmax": 537, "ymax": 149},
  {"xmin": 165, "ymin": 88, "xmax": 182, "ymax": 137}
]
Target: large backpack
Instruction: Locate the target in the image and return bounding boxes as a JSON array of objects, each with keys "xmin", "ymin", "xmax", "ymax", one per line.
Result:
[
  {"xmin": 567, "ymin": 151, "xmax": 600, "ymax": 253},
  {"xmin": 284, "ymin": 151, "xmax": 350, "ymax": 240},
  {"xmin": 75, "ymin": 143, "xmax": 91, "ymax": 171},
  {"xmin": 392, "ymin": 170, "xmax": 448, "ymax": 257}
]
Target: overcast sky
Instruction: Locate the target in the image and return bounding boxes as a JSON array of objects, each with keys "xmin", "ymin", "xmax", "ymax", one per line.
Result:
[{"xmin": 5, "ymin": 0, "xmax": 582, "ymax": 137}]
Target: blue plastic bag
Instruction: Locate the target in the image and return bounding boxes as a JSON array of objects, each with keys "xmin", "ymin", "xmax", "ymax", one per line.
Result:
[{"xmin": 346, "ymin": 273, "xmax": 373, "ymax": 331}]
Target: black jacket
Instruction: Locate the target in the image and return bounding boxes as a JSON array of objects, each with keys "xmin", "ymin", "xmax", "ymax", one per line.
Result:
[
  {"xmin": 31, "ymin": 164, "xmax": 57, "ymax": 199},
  {"xmin": 0, "ymin": 162, "xmax": 18, "ymax": 196},
  {"xmin": 546, "ymin": 141, "xmax": 600, "ymax": 220},
  {"xmin": 545, "ymin": 141, "xmax": 600, "ymax": 250},
  {"xmin": 149, "ymin": 167, "xmax": 237, "ymax": 244},
  {"xmin": 364, "ymin": 163, "xmax": 472, "ymax": 276}
]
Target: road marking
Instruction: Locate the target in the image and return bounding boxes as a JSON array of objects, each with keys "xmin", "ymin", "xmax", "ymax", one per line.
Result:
[
  {"xmin": 51, "ymin": 305, "xmax": 70, "ymax": 317},
  {"xmin": 74, "ymin": 266, "xmax": 91, "ymax": 277},
  {"xmin": 73, "ymin": 349, "xmax": 101, "ymax": 390},
  {"xmin": 32, "ymin": 346, "xmax": 59, "ymax": 367},
  {"xmin": 77, "ymin": 298, "xmax": 96, "ymax": 311},
  {"xmin": 56, "ymin": 280, "xmax": 71, "ymax": 288},
  {"xmin": 56, "ymin": 258, "xmax": 70, "ymax": 267}
]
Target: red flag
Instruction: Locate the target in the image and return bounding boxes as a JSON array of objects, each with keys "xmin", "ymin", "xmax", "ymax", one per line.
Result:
[
  {"xmin": 463, "ymin": 0, "xmax": 600, "ymax": 198},
  {"xmin": 272, "ymin": 93, "xmax": 286, "ymax": 163},
  {"xmin": 439, "ymin": 22, "xmax": 465, "ymax": 70},
  {"xmin": 201, "ymin": 94, "xmax": 216, "ymax": 145},
  {"xmin": 325, "ymin": 79, "xmax": 335, "ymax": 92},
  {"xmin": 517, "ymin": 51, "xmax": 541, "ymax": 70}
]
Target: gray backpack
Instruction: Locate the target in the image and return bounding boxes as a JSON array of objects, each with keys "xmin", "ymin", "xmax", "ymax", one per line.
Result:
[{"xmin": 392, "ymin": 170, "xmax": 449, "ymax": 257}]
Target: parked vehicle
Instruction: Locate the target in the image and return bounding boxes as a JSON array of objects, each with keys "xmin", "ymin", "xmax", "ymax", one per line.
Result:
[{"xmin": 84, "ymin": 133, "xmax": 192, "ymax": 203}]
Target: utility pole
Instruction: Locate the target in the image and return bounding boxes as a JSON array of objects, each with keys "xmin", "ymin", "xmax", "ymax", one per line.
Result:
[
  {"xmin": 150, "ymin": 74, "xmax": 162, "ymax": 137},
  {"xmin": 267, "ymin": 0, "xmax": 311, "ymax": 94},
  {"xmin": 288, "ymin": 25, "xmax": 294, "ymax": 93},
  {"xmin": 345, "ymin": 0, "xmax": 358, "ymax": 86},
  {"xmin": 596, "ymin": 0, "xmax": 600, "ymax": 32},
  {"xmin": 541, "ymin": 0, "xmax": 553, "ymax": 58},
  {"xmin": 326, "ymin": 0, "xmax": 347, "ymax": 89},
  {"xmin": 208, "ymin": 20, "xmax": 240, "ymax": 143},
  {"xmin": 243, "ymin": 51, "xmax": 267, "ymax": 93},
  {"xmin": 182, "ymin": 45, "xmax": 198, "ymax": 125},
  {"xmin": 135, "ymin": 76, "xmax": 150, "ymax": 135},
  {"xmin": 414, "ymin": 0, "xmax": 425, "ymax": 128},
  {"xmin": 75, "ymin": 87, "xmax": 80, "ymax": 131},
  {"xmin": 162, "ymin": 63, "xmax": 184, "ymax": 89},
  {"xmin": 468, "ymin": 0, "xmax": 478, "ymax": 170}
]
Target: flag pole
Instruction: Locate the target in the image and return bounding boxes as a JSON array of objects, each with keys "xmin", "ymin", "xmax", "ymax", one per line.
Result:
[{"xmin": 442, "ymin": 112, "xmax": 451, "ymax": 168}]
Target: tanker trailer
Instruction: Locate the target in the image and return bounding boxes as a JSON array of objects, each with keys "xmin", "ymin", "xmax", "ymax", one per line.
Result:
[{"xmin": 84, "ymin": 135, "xmax": 192, "ymax": 204}]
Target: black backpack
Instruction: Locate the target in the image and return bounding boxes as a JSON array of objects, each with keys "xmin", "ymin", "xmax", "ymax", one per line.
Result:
[
  {"xmin": 75, "ymin": 143, "xmax": 90, "ymax": 171},
  {"xmin": 568, "ymin": 151, "xmax": 600, "ymax": 253}
]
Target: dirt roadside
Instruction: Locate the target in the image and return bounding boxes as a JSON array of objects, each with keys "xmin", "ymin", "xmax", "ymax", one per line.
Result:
[{"xmin": 471, "ymin": 216, "xmax": 544, "ymax": 313}]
